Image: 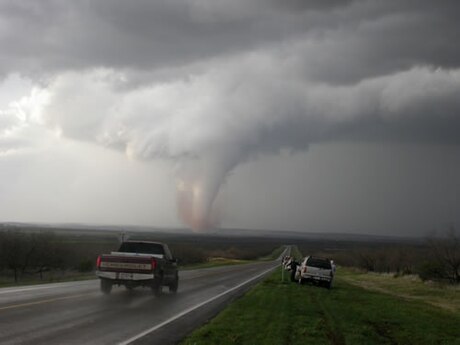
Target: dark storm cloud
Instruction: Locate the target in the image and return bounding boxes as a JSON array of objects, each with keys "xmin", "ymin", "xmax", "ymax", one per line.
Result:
[
  {"xmin": 2, "ymin": 0, "xmax": 460, "ymax": 230},
  {"xmin": 0, "ymin": 0, "xmax": 280, "ymax": 76},
  {"xmin": 1, "ymin": 0, "xmax": 459, "ymax": 83},
  {"xmin": 301, "ymin": 1, "xmax": 460, "ymax": 84}
]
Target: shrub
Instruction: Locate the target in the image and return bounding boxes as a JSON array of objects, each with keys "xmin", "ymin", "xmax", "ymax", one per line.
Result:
[
  {"xmin": 417, "ymin": 261, "xmax": 446, "ymax": 282},
  {"xmin": 78, "ymin": 259, "xmax": 94, "ymax": 272}
]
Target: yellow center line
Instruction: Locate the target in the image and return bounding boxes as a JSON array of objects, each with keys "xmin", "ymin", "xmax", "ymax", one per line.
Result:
[{"xmin": 0, "ymin": 293, "xmax": 93, "ymax": 311}]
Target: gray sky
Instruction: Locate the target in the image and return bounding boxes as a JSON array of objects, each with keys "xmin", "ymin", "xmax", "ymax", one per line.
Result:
[{"xmin": 0, "ymin": 0, "xmax": 459, "ymax": 236}]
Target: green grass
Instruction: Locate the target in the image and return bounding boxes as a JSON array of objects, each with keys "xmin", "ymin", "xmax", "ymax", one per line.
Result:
[
  {"xmin": 182, "ymin": 245, "xmax": 288, "ymax": 270},
  {"xmin": 340, "ymin": 267, "xmax": 460, "ymax": 313},
  {"xmin": 181, "ymin": 268, "xmax": 460, "ymax": 345},
  {"xmin": 181, "ymin": 257, "xmax": 252, "ymax": 270},
  {"xmin": 289, "ymin": 245, "xmax": 303, "ymax": 260},
  {"xmin": 259, "ymin": 245, "xmax": 288, "ymax": 261}
]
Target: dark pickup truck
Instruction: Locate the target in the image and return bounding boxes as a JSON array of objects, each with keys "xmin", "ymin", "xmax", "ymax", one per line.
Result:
[{"xmin": 96, "ymin": 240, "xmax": 179, "ymax": 296}]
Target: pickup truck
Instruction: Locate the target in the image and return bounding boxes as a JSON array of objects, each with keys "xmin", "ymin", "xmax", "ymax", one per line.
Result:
[
  {"xmin": 297, "ymin": 256, "xmax": 334, "ymax": 289},
  {"xmin": 96, "ymin": 240, "xmax": 179, "ymax": 296}
]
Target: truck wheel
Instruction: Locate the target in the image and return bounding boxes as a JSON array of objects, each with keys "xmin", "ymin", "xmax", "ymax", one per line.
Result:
[
  {"xmin": 152, "ymin": 277, "xmax": 163, "ymax": 297},
  {"xmin": 169, "ymin": 274, "xmax": 179, "ymax": 293},
  {"xmin": 100, "ymin": 279, "xmax": 112, "ymax": 294}
]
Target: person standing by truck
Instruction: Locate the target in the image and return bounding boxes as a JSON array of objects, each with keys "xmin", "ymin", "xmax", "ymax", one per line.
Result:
[{"xmin": 289, "ymin": 258, "xmax": 300, "ymax": 282}]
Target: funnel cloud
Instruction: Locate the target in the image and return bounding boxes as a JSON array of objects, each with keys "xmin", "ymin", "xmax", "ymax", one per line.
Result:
[{"xmin": 0, "ymin": 0, "xmax": 460, "ymax": 234}]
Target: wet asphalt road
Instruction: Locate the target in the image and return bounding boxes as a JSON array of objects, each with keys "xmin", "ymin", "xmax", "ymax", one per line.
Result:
[{"xmin": 0, "ymin": 250, "xmax": 287, "ymax": 345}]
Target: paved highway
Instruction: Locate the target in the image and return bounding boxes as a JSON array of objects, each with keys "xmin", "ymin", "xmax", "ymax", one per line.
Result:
[{"xmin": 0, "ymin": 248, "xmax": 288, "ymax": 345}]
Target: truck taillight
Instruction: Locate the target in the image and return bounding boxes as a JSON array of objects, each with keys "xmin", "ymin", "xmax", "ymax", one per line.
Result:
[
  {"xmin": 96, "ymin": 255, "xmax": 102, "ymax": 269},
  {"xmin": 151, "ymin": 258, "xmax": 157, "ymax": 270}
]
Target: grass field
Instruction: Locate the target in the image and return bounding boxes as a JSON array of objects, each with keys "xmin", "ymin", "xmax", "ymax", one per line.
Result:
[
  {"xmin": 259, "ymin": 245, "xmax": 287, "ymax": 261},
  {"xmin": 182, "ymin": 245, "xmax": 287, "ymax": 270},
  {"xmin": 289, "ymin": 245, "xmax": 303, "ymax": 260},
  {"xmin": 181, "ymin": 267, "xmax": 460, "ymax": 345},
  {"xmin": 181, "ymin": 257, "xmax": 252, "ymax": 270},
  {"xmin": 340, "ymin": 268, "xmax": 459, "ymax": 313}
]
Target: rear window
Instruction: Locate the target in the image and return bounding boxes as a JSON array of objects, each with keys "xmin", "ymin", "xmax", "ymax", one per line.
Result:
[
  {"xmin": 307, "ymin": 257, "xmax": 332, "ymax": 269},
  {"xmin": 118, "ymin": 242, "xmax": 164, "ymax": 255}
]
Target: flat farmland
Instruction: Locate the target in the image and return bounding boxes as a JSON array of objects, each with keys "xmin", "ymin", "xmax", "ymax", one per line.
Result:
[{"xmin": 182, "ymin": 267, "xmax": 460, "ymax": 345}]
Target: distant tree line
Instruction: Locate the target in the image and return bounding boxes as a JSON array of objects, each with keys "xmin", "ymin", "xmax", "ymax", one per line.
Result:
[
  {"xmin": 297, "ymin": 229, "xmax": 459, "ymax": 284},
  {"xmin": 0, "ymin": 231, "xmax": 68, "ymax": 282},
  {"xmin": 6, "ymin": 226, "xmax": 456, "ymax": 285},
  {"xmin": 0, "ymin": 230, "xmax": 120, "ymax": 283},
  {"xmin": 0, "ymin": 230, "xmax": 282, "ymax": 284}
]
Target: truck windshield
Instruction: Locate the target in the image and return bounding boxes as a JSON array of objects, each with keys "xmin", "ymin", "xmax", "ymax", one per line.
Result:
[{"xmin": 118, "ymin": 242, "xmax": 165, "ymax": 255}]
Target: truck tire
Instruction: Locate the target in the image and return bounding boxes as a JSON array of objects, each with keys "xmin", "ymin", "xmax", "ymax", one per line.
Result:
[
  {"xmin": 100, "ymin": 279, "xmax": 112, "ymax": 294},
  {"xmin": 169, "ymin": 274, "xmax": 179, "ymax": 293},
  {"xmin": 152, "ymin": 276, "xmax": 163, "ymax": 297}
]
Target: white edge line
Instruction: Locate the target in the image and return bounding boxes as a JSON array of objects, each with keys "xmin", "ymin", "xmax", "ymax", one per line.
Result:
[{"xmin": 118, "ymin": 264, "xmax": 279, "ymax": 345}]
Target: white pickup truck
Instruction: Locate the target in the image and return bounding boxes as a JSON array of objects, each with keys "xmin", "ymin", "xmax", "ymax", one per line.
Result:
[{"xmin": 297, "ymin": 256, "xmax": 335, "ymax": 289}]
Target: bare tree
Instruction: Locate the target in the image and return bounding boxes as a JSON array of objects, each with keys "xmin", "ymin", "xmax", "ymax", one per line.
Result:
[
  {"xmin": 356, "ymin": 250, "xmax": 377, "ymax": 272},
  {"xmin": 0, "ymin": 231, "xmax": 31, "ymax": 282},
  {"xmin": 32, "ymin": 232, "xmax": 65, "ymax": 279},
  {"xmin": 427, "ymin": 227, "xmax": 460, "ymax": 284}
]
